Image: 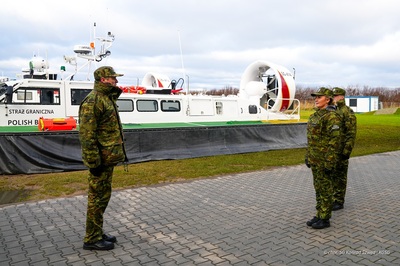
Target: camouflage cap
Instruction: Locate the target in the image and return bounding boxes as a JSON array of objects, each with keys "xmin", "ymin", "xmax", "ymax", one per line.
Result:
[
  {"xmin": 311, "ymin": 87, "xmax": 333, "ymax": 98},
  {"xmin": 94, "ymin": 66, "xmax": 123, "ymax": 81},
  {"xmin": 332, "ymin": 87, "xmax": 346, "ymax": 96}
]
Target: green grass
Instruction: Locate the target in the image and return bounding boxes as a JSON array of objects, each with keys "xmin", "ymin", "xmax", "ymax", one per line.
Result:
[{"xmin": 1, "ymin": 111, "xmax": 399, "ymax": 204}]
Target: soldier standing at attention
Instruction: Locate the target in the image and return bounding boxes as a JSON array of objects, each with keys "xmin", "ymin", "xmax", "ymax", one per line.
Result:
[
  {"xmin": 79, "ymin": 66, "xmax": 127, "ymax": 250},
  {"xmin": 331, "ymin": 87, "xmax": 357, "ymax": 211},
  {"xmin": 305, "ymin": 87, "xmax": 341, "ymax": 229}
]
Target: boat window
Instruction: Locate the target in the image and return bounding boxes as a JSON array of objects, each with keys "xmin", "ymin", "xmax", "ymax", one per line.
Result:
[
  {"xmin": 215, "ymin": 101, "xmax": 223, "ymax": 115},
  {"xmin": 17, "ymin": 91, "xmax": 33, "ymax": 101},
  {"xmin": 137, "ymin": 100, "xmax": 158, "ymax": 112},
  {"xmin": 71, "ymin": 89, "xmax": 91, "ymax": 105},
  {"xmin": 117, "ymin": 99, "xmax": 134, "ymax": 112},
  {"xmin": 12, "ymin": 88, "xmax": 60, "ymax": 104},
  {"xmin": 249, "ymin": 105, "xmax": 258, "ymax": 114},
  {"xmin": 41, "ymin": 88, "xmax": 59, "ymax": 104},
  {"xmin": 0, "ymin": 85, "xmax": 13, "ymax": 103},
  {"xmin": 161, "ymin": 100, "xmax": 180, "ymax": 112}
]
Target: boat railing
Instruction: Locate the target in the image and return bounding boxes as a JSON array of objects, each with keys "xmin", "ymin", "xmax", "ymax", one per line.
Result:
[{"xmin": 266, "ymin": 98, "xmax": 301, "ymax": 120}]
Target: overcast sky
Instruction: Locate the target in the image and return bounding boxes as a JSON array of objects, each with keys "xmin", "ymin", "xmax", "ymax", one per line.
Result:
[{"xmin": 1, "ymin": 0, "xmax": 400, "ymax": 90}]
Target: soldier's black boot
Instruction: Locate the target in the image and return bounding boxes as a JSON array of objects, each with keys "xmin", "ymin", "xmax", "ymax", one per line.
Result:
[
  {"xmin": 306, "ymin": 216, "xmax": 320, "ymax": 226},
  {"xmin": 83, "ymin": 239, "xmax": 114, "ymax": 250},
  {"xmin": 311, "ymin": 219, "xmax": 330, "ymax": 229},
  {"xmin": 102, "ymin": 233, "xmax": 117, "ymax": 243},
  {"xmin": 332, "ymin": 202, "xmax": 344, "ymax": 211}
]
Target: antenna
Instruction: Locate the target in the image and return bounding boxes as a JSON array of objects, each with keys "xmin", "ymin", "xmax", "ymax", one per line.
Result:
[
  {"xmin": 64, "ymin": 22, "xmax": 115, "ymax": 81},
  {"xmin": 178, "ymin": 30, "xmax": 187, "ymax": 93}
]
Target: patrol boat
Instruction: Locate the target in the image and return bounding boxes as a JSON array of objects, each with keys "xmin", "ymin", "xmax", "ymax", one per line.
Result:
[
  {"xmin": 0, "ymin": 30, "xmax": 300, "ymax": 132},
  {"xmin": 0, "ymin": 27, "xmax": 308, "ymax": 175}
]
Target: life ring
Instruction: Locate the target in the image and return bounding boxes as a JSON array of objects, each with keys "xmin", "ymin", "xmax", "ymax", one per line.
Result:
[{"xmin": 120, "ymin": 86, "xmax": 147, "ymax": 94}]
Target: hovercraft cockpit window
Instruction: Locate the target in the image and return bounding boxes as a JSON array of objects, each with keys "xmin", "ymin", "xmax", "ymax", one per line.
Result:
[
  {"xmin": 71, "ymin": 89, "xmax": 91, "ymax": 105},
  {"xmin": 10, "ymin": 87, "xmax": 60, "ymax": 105}
]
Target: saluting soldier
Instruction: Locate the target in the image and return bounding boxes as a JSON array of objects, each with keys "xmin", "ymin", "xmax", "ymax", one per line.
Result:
[
  {"xmin": 79, "ymin": 66, "xmax": 127, "ymax": 250},
  {"xmin": 305, "ymin": 87, "xmax": 341, "ymax": 229},
  {"xmin": 332, "ymin": 87, "xmax": 357, "ymax": 211}
]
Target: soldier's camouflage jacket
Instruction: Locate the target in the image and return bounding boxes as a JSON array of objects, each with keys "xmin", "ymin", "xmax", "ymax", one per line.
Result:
[
  {"xmin": 336, "ymin": 99, "xmax": 357, "ymax": 158},
  {"xmin": 306, "ymin": 106, "xmax": 341, "ymax": 170},
  {"xmin": 79, "ymin": 81, "xmax": 127, "ymax": 168}
]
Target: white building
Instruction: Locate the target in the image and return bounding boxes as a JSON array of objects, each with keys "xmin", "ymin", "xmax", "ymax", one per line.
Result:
[{"xmin": 345, "ymin": 96, "xmax": 379, "ymax": 113}]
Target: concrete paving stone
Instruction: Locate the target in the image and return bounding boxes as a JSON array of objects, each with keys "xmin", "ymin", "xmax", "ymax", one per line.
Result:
[
  {"xmin": 113, "ymin": 253, "xmax": 140, "ymax": 264},
  {"xmin": 3, "ymin": 244, "xmax": 20, "ymax": 254},
  {"xmin": 68, "ymin": 260, "xmax": 91, "ymax": 266},
  {"xmin": 47, "ymin": 254, "xmax": 67, "ymax": 264},
  {"xmin": 286, "ymin": 253, "xmax": 315, "ymax": 265},
  {"xmin": 149, "ymin": 242, "xmax": 171, "ymax": 252},
  {"xmin": 80, "ymin": 253, "xmax": 103, "ymax": 264},
  {"xmin": 6, "ymin": 246, "xmax": 25, "ymax": 257},
  {"xmin": 8, "ymin": 253, "xmax": 29, "ymax": 264},
  {"xmin": 161, "ymin": 248, "xmax": 179, "ymax": 258},
  {"xmin": 135, "ymin": 253, "xmax": 156, "ymax": 264},
  {"xmin": 386, "ymin": 258, "xmax": 400, "ymax": 265},
  {"xmin": 150, "ymin": 253, "xmax": 176, "ymax": 264},
  {"xmin": 14, "ymin": 261, "xmax": 38, "ymax": 266},
  {"xmin": 0, "ymin": 151, "xmax": 399, "ymax": 265},
  {"xmin": 3, "ymin": 234, "xmax": 19, "ymax": 245},
  {"xmin": 144, "ymin": 246, "xmax": 165, "ymax": 258},
  {"xmin": 221, "ymin": 254, "xmax": 243, "ymax": 264},
  {"xmin": 105, "ymin": 261, "xmax": 129, "ymax": 266},
  {"xmin": 177, "ymin": 248, "xmax": 198, "ymax": 259},
  {"xmin": 168, "ymin": 253, "xmax": 192, "ymax": 264},
  {"xmin": 123, "ymin": 247, "xmax": 146, "ymax": 258},
  {"xmin": 21, "ymin": 240, "xmax": 38, "ymax": 251},
  {"xmin": 164, "ymin": 242, "xmax": 186, "ymax": 253},
  {"xmin": 82, "ymin": 261, "xmax": 106, "ymax": 266},
  {"xmin": 230, "ymin": 262, "xmax": 252, "ymax": 266},
  {"xmin": 214, "ymin": 262, "xmax": 233, "ymax": 266},
  {"xmin": 193, "ymin": 262, "xmax": 215, "ymax": 266},
  {"xmin": 204, "ymin": 253, "xmax": 228, "ymax": 264},
  {"xmin": 184, "ymin": 253, "xmax": 211, "ymax": 264}
]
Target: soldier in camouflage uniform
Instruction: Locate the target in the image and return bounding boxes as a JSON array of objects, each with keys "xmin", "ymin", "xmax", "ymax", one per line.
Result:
[
  {"xmin": 79, "ymin": 66, "xmax": 127, "ymax": 250},
  {"xmin": 305, "ymin": 87, "xmax": 341, "ymax": 229},
  {"xmin": 331, "ymin": 87, "xmax": 357, "ymax": 211}
]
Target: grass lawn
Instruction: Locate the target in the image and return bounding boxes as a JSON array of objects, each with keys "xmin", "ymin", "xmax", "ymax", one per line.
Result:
[{"xmin": 1, "ymin": 109, "xmax": 399, "ymax": 204}]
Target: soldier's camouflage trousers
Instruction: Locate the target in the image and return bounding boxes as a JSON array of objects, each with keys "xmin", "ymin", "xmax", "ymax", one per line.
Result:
[
  {"xmin": 332, "ymin": 159, "xmax": 349, "ymax": 205},
  {"xmin": 311, "ymin": 166, "xmax": 333, "ymax": 220},
  {"xmin": 84, "ymin": 165, "xmax": 114, "ymax": 243}
]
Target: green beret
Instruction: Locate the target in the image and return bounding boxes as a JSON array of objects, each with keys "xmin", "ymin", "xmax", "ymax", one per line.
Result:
[
  {"xmin": 94, "ymin": 66, "xmax": 123, "ymax": 81},
  {"xmin": 332, "ymin": 87, "xmax": 346, "ymax": 96},
  {"xmin": 311, "ymin": 87, "xmax": 333, "ymax": 98}
]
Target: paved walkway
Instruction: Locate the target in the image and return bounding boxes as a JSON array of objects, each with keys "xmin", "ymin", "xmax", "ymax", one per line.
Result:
[{"xmin": 1, "ymin": 151, "xmax": 399, "ymax": 266}]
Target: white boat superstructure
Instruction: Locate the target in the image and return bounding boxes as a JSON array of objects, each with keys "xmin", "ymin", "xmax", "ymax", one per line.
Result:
[
  {"xmin": 0, "ymin": 28, "xmax": 299, "ymax": 129},
  {"xmin": 116, "ymin": 61, "xmax": 299, "ymax": 125}
]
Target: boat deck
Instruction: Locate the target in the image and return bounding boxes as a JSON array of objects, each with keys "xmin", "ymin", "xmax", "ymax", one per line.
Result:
[
  {"xmin": 0, "ymin": 120, "xmax": 276, "ymax": 134},
  {"xmin": 0, "ymin": 119, "xmax": 307, "ymax": 134}
]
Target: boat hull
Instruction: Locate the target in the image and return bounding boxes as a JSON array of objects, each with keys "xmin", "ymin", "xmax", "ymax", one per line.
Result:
[{"xmin": 0, "ymin": 123, "xmax": 306, "ymax": 175}]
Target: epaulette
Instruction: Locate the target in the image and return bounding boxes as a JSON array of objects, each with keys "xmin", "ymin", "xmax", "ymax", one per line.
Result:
[{"xmin": 326, "ymin": 105, "xmax": 337, "ymax": 111}]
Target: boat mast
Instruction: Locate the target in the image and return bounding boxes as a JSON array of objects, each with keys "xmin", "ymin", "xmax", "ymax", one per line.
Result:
[
  {"xmin": 64, "ymin": 22, "xmax": 114, "ymax": 81},
  {"xmin": 178, "ymin": 30, "xmax": 191, "ymax": 116}
]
